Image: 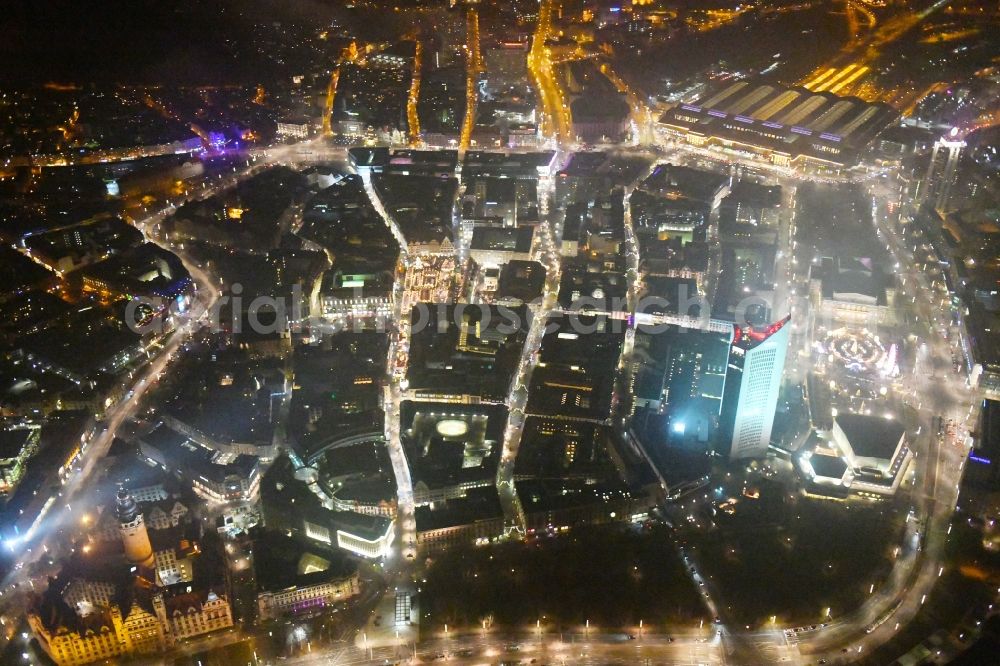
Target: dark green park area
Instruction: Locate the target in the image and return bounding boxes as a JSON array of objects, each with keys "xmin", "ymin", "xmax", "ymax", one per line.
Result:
[
  {"xmin": 420, "ymin": 524, "xmax": 709, "ymax": 631},
  {"xmin": 684, "ymin": 479, "xmax": 908, "ymax": 626}
]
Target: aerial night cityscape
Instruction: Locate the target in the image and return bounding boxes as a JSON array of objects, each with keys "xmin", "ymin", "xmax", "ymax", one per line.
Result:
[{"xmin": 1, "ymin": 1, "xmax": 1000, "ymax": 665}]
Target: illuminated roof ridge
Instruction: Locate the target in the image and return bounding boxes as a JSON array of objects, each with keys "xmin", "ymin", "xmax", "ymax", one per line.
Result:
[{"xmin": 733, "ymin": 314, "xmax": 791, "ymax": 349}]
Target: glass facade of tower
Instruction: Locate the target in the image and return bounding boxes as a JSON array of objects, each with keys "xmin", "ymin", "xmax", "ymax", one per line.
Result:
[{"xmin": 718, "ymin": 316, "xmax": 791, "ymax": 460}]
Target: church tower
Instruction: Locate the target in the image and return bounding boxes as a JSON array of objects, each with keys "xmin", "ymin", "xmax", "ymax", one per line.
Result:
[{"xmin": 116, "ymin": 485, "xmax": 154, "ymax": 568}]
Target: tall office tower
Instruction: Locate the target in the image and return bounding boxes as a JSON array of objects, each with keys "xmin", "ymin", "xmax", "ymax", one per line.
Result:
[
  {"xmin": 116, "ymin": 485, "xmax": 155, "ymax": 568},
  {"xmin": 924, "ymin": 128, "xmax": 965, "ymax": 213},
  {"xmin": 718, "ymin": 315, "xmax": 791, "ymax": 460}
]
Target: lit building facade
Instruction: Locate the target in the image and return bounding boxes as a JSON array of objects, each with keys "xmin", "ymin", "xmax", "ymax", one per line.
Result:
[
  {"xmin": 159, "ymin": 589, "xmax": 233, "ymax": 642},
  {"xmin": 257, "ymin": 570, "xmax": 361, "ymax": 620},
  {"xmin": 31, "ymin": 555, "xmax": 232, "ymax": 666},
  {"xmin": 0, "ymin": 424, "xmax": 40, "ymax": 495},
  {"xmin": 336, "ymin": 525, "xmax": 395, "ymax": 558},
  {"xmin": 415, "ymin": 513, "xmax": 506, "ymax": 552},
  {"xmin": 32, "ymin": 585, "xmax": 234, "ymax": 666},
  {"xmin": 116, "ymin": 486, "xmax": 155, "ymax": 568},
  {"xmin": 276, "ymin": 119, "xmax": 312, "ymax": 139},
  {"xmin": 657, "ymin": 82, "xmax": 898, "ymax": 168},
  {"xmin": 718, "ymin": 316, "xmax": 791, "ymax": 460},
  {"xmin": 30, "ymin": 606, "xmax": 132, "ymax": 666}
]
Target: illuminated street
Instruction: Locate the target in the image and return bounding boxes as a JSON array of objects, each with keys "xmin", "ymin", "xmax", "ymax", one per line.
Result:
[{"xmin": 528, "ymin": 0, "xmax": 573, "ymax": 144}]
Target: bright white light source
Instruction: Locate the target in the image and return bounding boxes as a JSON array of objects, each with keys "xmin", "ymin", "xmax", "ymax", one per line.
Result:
[{"xmin": 436, "ymin": 419, "xmax": 469, "ymax": 438}]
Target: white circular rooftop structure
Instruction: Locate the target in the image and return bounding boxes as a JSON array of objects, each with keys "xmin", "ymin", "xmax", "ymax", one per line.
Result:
[{"xmin": 436, "ymin": 419, "xmax": 469, "ymax": 438}]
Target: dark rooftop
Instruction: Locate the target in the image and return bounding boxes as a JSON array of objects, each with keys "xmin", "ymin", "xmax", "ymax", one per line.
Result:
[
  {"xmin": 527, "ymin": 313, "xmax": 625, "ymax": 421},
  {"xmin": 406, "ymin": 304, "xmax": 529, "ymax": 401},
  {"xmin": 470, "ymin": 225, "xmax": 534, "ymax": 254},
  {"xmin": 348, "ymin": 147, "xmax": 390, "ymax": 170},
  {"xmin": 462, "ymin": 151, "xmax": 555, "ymax": 178},
  {"xmin": 516, "ymin": 479, "xmax": 631, "ymax": 515},
  {"xmin": 260, "ymin": 453, "xmax": 393, "ymax": 543},
  {"xmin": 386, "ymin": 149, "xmax": 458, "ymax": 177},
  {"xmin": 18, "ymin": 304, "xmax": 143, "ymax": 380},
  {"xmin": 638, "ymin": 163, "xmax": 730, "ymax": 204},
  {"xmin": 401, "ymin": 402, "xmax": 506, "ymax": 491},
  {"xmin": 370, "ymin": 173, "xmax": 457, "ymax": 245},
  {"xmin": 497, "ymin": 260, "xmax": 546, "ymax": 304},
  {"xmin": 0, "ymin": 427, "xmax": 36, "ymax": 460},
  {"xmin": 557, "ymin": 260, "xmax": 628, "ymax": 311},
  {"xmin": 809, "ymin": 452, "xmax": 848, "ymax": 479},
  {"xmin": 79, "ymin": 241, "xmax": 191, "ymax": 299},
  {"xmin": 138, "ymin": 422, "xmax": 259, "ymax": 485},
  {"xmin": 835, "ymin": 414, "xmax": 905, "ymax": 459},
  {"xmin": 559, "ymin": 152, "xmax": 610, "ymax": 178},
  {"xmin": 414, "ymin": 486, "xmax": 503, "ymax": 532},
  {"xmin": 513, "ymin": 418, "xmax": 619, "ymax": 481},
  {"xmin": 253, "ymin": 531, "xmax": 358, "ymax": 593},
  {"xmin": 975, "ymin": 398, "xmax": 1000, "ymax": 461}
]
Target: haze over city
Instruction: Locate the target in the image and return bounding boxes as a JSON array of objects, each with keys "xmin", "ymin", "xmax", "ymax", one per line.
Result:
[{"xmin": 0, "ymin": 1, "xmax": 999, "ymax": 665}]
